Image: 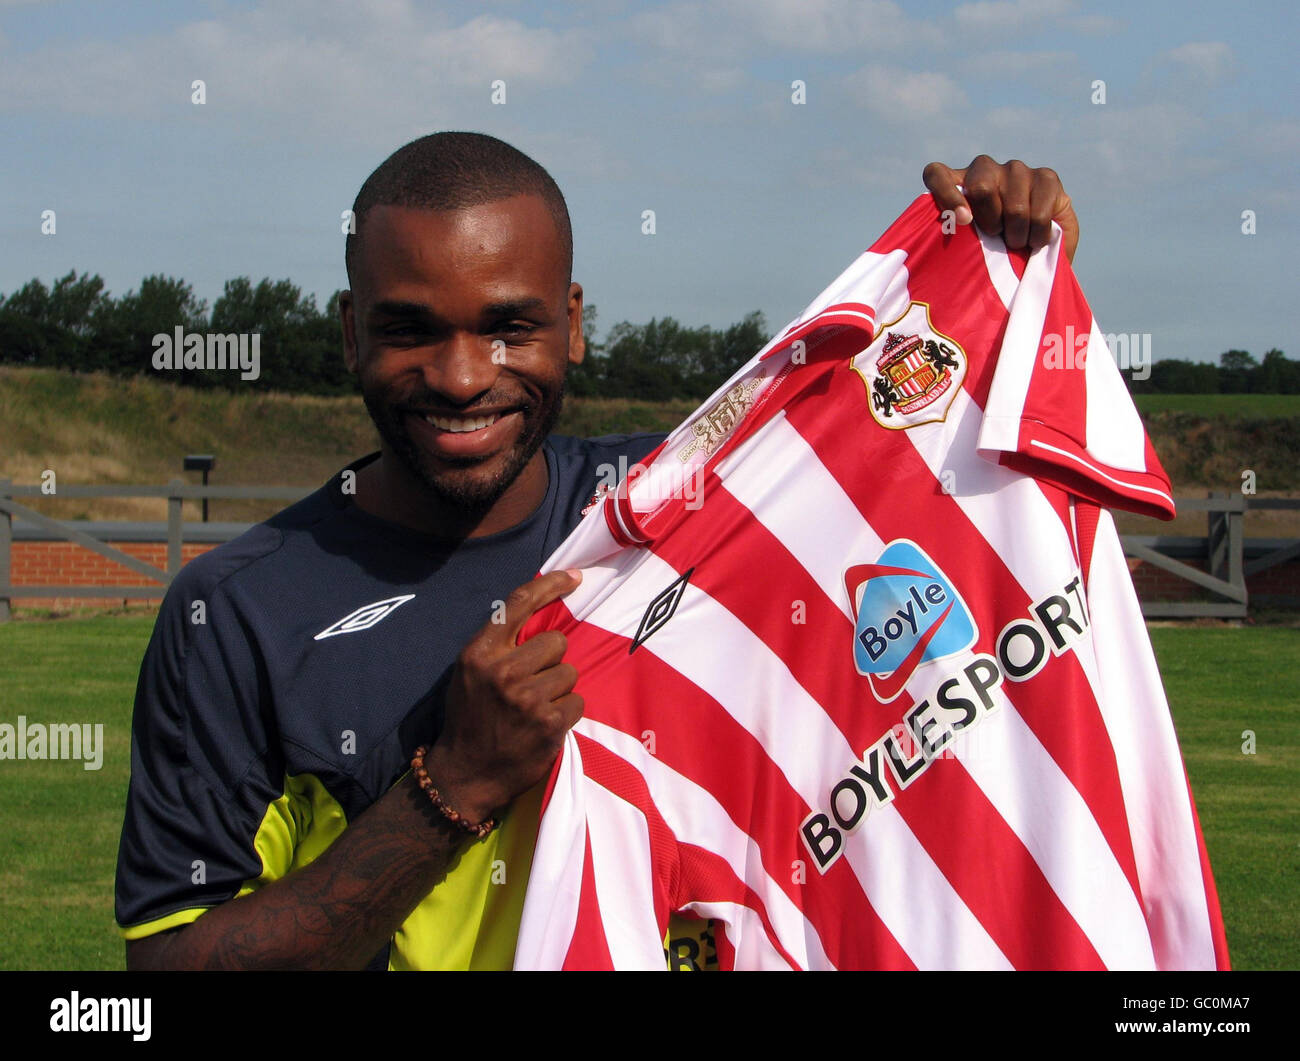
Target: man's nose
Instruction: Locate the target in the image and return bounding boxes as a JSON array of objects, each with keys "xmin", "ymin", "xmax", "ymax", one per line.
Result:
[{"xmin": 421, "ymin": 331, "xmax": 502, "ymax": 405}]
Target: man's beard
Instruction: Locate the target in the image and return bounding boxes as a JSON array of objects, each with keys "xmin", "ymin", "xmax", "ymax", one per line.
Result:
[{"xmin": 362, "ymin": 378, "xmax": 566, "ymax": 519}]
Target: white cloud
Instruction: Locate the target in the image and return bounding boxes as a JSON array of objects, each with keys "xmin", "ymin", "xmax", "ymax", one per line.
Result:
[
  {"xmin": 961, "ymin": 49, "xmax": 1074, "ymax": 76},
  {"xmin": 1162, "ymin": 41, "xmax": 1234, "ymax": 85},
  {"xmin": 1066, "ymin": 12, "xmax": 1125, "ymax": 34},
  {"xmin": 630, "ymin": 0, "xmax": 940, "ymax": 59},
  {"xmin": 953, "ymin": 0, "xmax": 1073, "ymax": 33},
  {"xmin": 0, "ymin": 1, "xmax": 594, "ymax": 140},
  {"xmin": 730, "ymin": 0, "xmax": 939, "ymax": 52},
  {"xmin": 844, "ymin": 64, "xmax": 965, "ymax": 121}
]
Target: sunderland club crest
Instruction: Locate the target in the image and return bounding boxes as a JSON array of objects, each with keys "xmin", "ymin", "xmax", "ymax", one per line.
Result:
[{"xmin": 852, "ymin": 302, "xmax": 966, "ymax": 430}]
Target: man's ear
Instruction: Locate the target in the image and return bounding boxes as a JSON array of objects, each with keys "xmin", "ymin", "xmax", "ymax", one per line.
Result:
[
  {"xmin": 340, "ymin": 290, "xmax": 359, "ymax": 373},
  {"xmin": 567, "ymin": 282, "xmax": 585, "ymax": 366}
]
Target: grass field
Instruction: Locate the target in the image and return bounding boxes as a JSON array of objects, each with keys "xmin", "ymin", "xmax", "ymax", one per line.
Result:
[
  {"xmin": 0, "ymin": 613, "xmax": 1294, "ymax": 970},
  {"xmin": 1134, "ymin": 393, "xmax": 1300, "ymax": 417}
]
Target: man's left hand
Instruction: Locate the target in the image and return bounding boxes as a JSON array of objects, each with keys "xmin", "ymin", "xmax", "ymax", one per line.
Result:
[{"xmin": 922, "ymin": 156, "xmax": 1079, "ymax": 264}]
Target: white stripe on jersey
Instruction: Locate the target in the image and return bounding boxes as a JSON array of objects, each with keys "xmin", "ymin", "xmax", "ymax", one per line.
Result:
[
  {"xmin": 1082, "ymin": 511, "xmax": 1219, "ymax": 969},
  {"xmin": 513, "ymin": 732, "xmax": 586, "ymax": 970},
  {"xmin": 680, "ymin": 901, "xmax": 795, "ymax": 970},
  {"xmin": 1082, "ymin": 317, "xmax": 1149, "ymax": 474},
  {"xmin": 577, "ymin": 716, "xmax": 831, "ymax": 970},
  {"xmin": 977, "ymin": 227, "xmax": 1021, "ymax": 310},
  {"xmin": 714, "ymin": 408, "xmax": 881, "ymax": 625},
  {"xmin": 974, "ymin": 226, "xmax": 1059, "ymax": 453},
  {"xmin": 584, "ymin": 777, "xmax": 664, "ymax": 969}
]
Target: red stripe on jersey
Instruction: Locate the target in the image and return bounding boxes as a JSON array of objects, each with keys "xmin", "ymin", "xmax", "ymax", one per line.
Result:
[
  {"xmin": 1074, "ymin": 500, "xmax": 1101, "ymax": 586},
  {"xmin": 892, "ymin": 212, "xmax": 1013, "ymax": 416},
  {"xmin": 763, "ymin": 303, "xmax": 878, "ymax": 360},
  {"xmin": 1028, "ymin": 249, "xmax": 1091, "ymax": 444},
  {"xmin": 562, "ymin": 828, "xmax": 616, "ymax": 970},
  {"xmin": 643, "ymin": 479, "xmax": 1104, "ymax": 968},
  {"xmin": 558, "ymin": 617, "xmax": 914, "ymax": 970},
  {"xmin": 779, "ymin": 369, "xmax": 1148, "ymax": 913},
  {"xmin": 573, "ymin": 734, "xmax": 677, "ymax": 927}
]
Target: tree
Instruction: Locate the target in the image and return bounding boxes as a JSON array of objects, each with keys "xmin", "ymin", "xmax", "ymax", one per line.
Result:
[
  {"xmin": 565, "ymin": 303, "xmax": 605, "ymax": 397},
  {"xmin": 48, "ymin": 271, "xmax": 109, "ymax": 337},
  {"xmin": 695, "ymin": 312, "xmax": 768, "ymax": 395},
  {"xmin": 601, "ymin": 317, "xmax": 710, "ymax": 400},
  {"xmin": 88, "ymin": 275, "xmax": 208, "ymax": 375},
  {"xmin": 210, "ymin": 277, "xmax": 347, "ymax": 392},
  {"xmin": 1253, "ymin": 348, "xmax": 1299, "ymax": 394},
  {"xmin": 1218, "ymin": 349, "xmax": 1257, "ymax": 393}
]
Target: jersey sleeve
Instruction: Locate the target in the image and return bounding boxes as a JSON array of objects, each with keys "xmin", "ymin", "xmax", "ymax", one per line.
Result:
[
  {"xmin": 974, "ymin": 227, "xmax": 1176, "ymax": 521},
  {"xmin": 114, "ymin": 558, "xmax": 298, "ymax": 939}
]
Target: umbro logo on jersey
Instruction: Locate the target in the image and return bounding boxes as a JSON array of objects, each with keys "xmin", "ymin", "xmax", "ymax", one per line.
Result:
[
  {"xmin": 314, "ymin": 594, "xmax": 416, "ymax": 640},
  {"xmin": 845, "ymin": 541, "xmax": 976, "ymax": 703},
  {"xmin": 630, "ymin": 568, "xmax": 694, "ymax": 654},
  {"xmin": 851, "ymin": 301, "xmax": 966, "ymax": 431}
]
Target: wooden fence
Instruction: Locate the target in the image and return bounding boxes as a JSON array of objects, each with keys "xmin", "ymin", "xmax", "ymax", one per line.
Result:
[{"xmin": 1, "ymin": 481, "xmax": 1297, "ymax": 621}]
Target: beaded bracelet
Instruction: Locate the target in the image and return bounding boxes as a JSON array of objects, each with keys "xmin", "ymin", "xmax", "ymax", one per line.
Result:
[{"xmin": 410, "ymin": 746, "xmax": 498, "ymax": 839}]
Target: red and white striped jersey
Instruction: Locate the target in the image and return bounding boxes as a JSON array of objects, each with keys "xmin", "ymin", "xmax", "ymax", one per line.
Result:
[{"xmin": 513, "ymin": 194, "xmax": 1229, "ymax": 970}]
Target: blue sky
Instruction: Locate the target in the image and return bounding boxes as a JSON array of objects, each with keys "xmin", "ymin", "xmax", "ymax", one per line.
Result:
[{"xmin": 2, "ymin": 0, "xmax": 1296, "ymax": 363}]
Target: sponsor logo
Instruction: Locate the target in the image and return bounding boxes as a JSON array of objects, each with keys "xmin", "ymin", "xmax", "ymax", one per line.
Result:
[
  {"xmin": 851, "ymin": 302, "xmax": 965, "ymax": 430},
  {"xmin": 314, "ymin": 594, "xmax": 415, "ymax": 640},
  {"xmin": 845, "ymin": 540, "xmax": 976, "ymax": 703},
  {"xmin": 801, "ymin": 573, "xmax": 1092, "ymax": 872},
  {"xmin": 630, "ymin": 568, "xmax": 694, "ymax": 654}
]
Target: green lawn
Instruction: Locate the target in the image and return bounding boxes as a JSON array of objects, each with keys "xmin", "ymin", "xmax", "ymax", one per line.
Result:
[
  {"xmin": 0, "ymin": 615, "xmax": 1294, "ymax": 969},
  {"xmin": 1134, "ymin": 392, "xmax": 1300, "ymax": 417}
]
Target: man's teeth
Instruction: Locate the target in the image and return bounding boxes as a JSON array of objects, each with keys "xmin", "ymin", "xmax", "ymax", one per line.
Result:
[{"xmin": 423, "ymin": 413, "xmax": 501, "ymax": 433}]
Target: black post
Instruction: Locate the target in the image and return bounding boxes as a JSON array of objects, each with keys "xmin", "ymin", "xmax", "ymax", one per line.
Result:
[{"xmin": 183, "ymin": 455, "xmax": 216, "ymax": 524}]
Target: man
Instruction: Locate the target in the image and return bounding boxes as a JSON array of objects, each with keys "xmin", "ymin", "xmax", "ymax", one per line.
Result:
[{"xmin": 116, "ymin": 132, "xmax": 1080, "ymax": 970}]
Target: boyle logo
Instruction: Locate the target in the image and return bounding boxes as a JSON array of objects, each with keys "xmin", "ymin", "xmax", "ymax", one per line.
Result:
[
  {"xmin": 851, "ymin": 301, "xmax": 965, "ymax": 430},
  {"xmin": 845, "ymin": 540, "xmax": 976, "ymax": 703}
]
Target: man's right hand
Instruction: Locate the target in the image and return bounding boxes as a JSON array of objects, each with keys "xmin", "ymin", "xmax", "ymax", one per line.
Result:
[{"xmin": 424, "ymin": 569, "xmax": 585, "ymax": 823}]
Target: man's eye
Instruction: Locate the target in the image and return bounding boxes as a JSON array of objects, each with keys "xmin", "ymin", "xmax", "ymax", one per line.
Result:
[{"xmin": 496, "ymin": 322, "xmax": 536, "ymax": 337}]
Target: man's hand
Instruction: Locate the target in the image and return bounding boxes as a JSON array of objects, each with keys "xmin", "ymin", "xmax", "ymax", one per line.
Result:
[
  {"xmin": 923, "ymin": 156, "xmax": 1079, "ymax": 264},
  {"xmin": 425, "ymin": 569, "xmax": 585, "ymax": 822}
]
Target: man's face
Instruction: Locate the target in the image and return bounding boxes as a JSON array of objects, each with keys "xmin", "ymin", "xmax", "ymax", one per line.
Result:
[{"xmin": 341, "ymin": 196, "xmax": 583, "ymax": 516}]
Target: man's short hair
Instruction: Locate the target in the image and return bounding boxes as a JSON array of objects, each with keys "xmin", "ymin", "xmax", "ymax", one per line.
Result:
[{"xmin": 344, "ymin": 131, "xmax": 573, "ymax": 290}]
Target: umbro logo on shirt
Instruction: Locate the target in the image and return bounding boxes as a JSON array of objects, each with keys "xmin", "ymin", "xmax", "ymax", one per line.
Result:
[
  {"xmin": 630, "ymin": 569, "xmax": 694, "ymax": 654},
  {"xmin": 314, "ymin": 595, "xmax": 416, "ymax": 640}
]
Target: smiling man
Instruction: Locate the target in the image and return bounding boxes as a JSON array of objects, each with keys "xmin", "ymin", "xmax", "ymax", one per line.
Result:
[
  {"xmin": 343, "ymin": 192, "xmax": 580, "ymax": 536},
  {"xmin": 116, "ymin": 132, "xmax": 1081, "ymax": 970}
]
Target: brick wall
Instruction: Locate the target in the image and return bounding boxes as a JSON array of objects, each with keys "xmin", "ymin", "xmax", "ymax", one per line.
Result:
[
  {"xmin": 1128, "ymin": 555, "xmax": 1300, "ymax": 603},
  {"xmin": 8, "ymin": 541, "xmax": 216, "ymax": 612}
]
